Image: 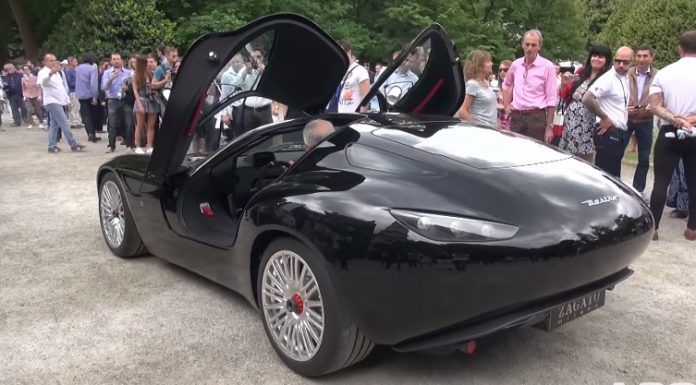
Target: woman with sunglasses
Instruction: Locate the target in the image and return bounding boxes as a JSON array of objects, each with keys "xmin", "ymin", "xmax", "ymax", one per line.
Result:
[{"xmin": 558, "ymin": 45, "xmax": 612, "ymax": 162}]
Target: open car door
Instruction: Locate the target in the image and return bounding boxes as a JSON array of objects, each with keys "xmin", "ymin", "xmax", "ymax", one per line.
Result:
[
  {"xmin": 146, "ymin": 13, "xmax": 349, "ymax": 182},
  {"xmin": 359, "ymin": 24, "xmax": 464, "ymax": 116}
]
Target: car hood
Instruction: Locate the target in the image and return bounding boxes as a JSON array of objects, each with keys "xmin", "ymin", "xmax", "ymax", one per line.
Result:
[{"xmin": 372, "ymin": 120, "xmax": 572, "ymax": 169}]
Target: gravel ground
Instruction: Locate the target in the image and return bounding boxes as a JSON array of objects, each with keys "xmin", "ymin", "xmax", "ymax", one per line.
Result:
[{"xmin": 1, "ymin": 117, "xmax": 694, "ymax": 385}]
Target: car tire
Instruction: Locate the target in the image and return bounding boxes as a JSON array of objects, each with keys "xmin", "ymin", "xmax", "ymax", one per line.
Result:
[
  {"xmin": 98, "ymin": 172, "xmax": 147, "ymax": 258},
  {"xmin": 257, "ymin": 237, "xmax": 374, "ymax": 377}
]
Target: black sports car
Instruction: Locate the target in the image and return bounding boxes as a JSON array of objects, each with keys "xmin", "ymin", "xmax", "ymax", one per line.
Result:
[{"xmin": 97, "ymin": 14, "xmax": 653, "ymax": 377}]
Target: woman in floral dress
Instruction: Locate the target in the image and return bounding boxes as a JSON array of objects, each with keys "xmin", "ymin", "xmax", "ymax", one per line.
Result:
[{"xmin": 559, "ymin": 45, "xmax": 612, "ymax": 162}]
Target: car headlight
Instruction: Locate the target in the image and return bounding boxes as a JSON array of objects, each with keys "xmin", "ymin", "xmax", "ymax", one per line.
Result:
[{"xmin": 390, "ymin": 209, "xmax": 519, "ymax": 242}]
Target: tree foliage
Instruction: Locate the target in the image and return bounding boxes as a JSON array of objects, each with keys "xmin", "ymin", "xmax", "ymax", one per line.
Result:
[
  {"xmin": 7, "ymin": 0, "xmax": 591, "ymax": 64},
  {"xmin": 41, "ymin": 0, "xmax": 174, "ymax": 59},
  {"xmin": 599, "ymin": 0, "xmax": 696, "ymax": 68}
]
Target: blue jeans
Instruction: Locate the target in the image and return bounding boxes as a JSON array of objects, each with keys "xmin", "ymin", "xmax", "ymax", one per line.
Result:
[
  {"xmin": 107, "ymin": 99, "xmax": 134, "ymax": 149},
  {"xmin": 45, "ymin": 103, "xmax": 77, "ymax": 149},
  {"xmin": 623, "ymin": 121, "xmax": 653, "ymax": 192}
]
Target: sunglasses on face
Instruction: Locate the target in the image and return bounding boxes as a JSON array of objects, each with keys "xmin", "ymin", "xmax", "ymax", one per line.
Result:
[
  {"xmin": 613, "ymin": 59, "xmax": 631, "ymax": 65},
  {"xmin": 499, "ymin": 68, "xmax": 508, "ymax": 72}
]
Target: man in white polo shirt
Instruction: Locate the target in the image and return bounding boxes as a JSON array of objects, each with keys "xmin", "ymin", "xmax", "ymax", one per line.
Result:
[
  {"xmin": 37, "ymin": 53, "xmax": 85, "ymax": 153},
  {"xmin": 582, "ymin": 46, "xmax": 633, "ymax": 177},
  {"xmin": 648, "ymin": 31, "xmax": 696, "ymax": 241},
  {"xmin": 232, "ymin": 48, "xmax": 273, "ymax": 133}
]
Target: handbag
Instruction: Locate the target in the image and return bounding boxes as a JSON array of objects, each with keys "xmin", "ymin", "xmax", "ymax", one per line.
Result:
[{"xmin": 552, "ymin": 98, "xmax": 565, "ymax": 136}]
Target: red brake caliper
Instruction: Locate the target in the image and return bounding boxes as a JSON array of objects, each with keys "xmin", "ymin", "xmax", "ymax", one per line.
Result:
[{"xmin": 291, "ymin": 293, "xmax": 304, "ymax": 314}]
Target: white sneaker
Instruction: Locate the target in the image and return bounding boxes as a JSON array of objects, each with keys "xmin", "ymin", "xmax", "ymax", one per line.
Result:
[
  {"xmin": 146, "ymin": 147, "xmax": 154, "ymax": 155},
  {"xmin": 39, "ymin": 123, "xmax": 45, "ymax": 129},
  {"xmin": 135, "ymin": 147, "xmax": 146, "ymax": 154},
  {"xmin": 27, "ymin": 124, "xmax": 33, "ymax": 129}
]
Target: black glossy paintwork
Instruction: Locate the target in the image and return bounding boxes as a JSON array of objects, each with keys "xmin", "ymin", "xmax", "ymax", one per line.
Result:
[{"xmin": 98, "ymin": 115, "xmax": 653, "ymax": 347}]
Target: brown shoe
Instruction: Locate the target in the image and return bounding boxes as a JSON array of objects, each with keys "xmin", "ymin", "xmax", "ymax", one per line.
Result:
[
  {"xmin": 684, "ymin": 228, "xmax": 696, "ymax": 241},
  {"xmin": 652, "ymin": 231, "xmax": 659, "ymax": 241}
]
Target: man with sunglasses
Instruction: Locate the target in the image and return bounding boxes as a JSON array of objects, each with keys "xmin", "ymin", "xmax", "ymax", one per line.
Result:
[
  {"xmin": 648, "ymin": 31, "xmax": 696, "ymax": 241},
  {"xmin": 582, "ymin": 46, "xmax": 633, "ymax": 177}
]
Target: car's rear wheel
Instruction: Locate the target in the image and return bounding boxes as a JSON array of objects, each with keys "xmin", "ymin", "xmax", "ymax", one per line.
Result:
[
  {"xmin": 99, "ymin": 173, "xmax": 147, "ymax": 258},
  {"xmin": 257, "ymin": 238, "xmax": 374, "ymax": 377}
]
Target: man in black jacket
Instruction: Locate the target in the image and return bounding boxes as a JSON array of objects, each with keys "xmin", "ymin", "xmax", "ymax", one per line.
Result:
[{"xmin": 2, "ymin": 63, "xmax": 26, "ymax": 126}]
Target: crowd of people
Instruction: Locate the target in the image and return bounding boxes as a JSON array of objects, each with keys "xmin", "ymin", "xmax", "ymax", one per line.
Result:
[
  {"xmin": 1, "ymin": 29, "xmax": 695, "ymax": 241},
  {"xmin": 0, "ymin": 46, "xmax": 180, "ymax": 153},
  {"xmin": 450, "ymin": 29, "xmax": 696, "ymax": 241}
]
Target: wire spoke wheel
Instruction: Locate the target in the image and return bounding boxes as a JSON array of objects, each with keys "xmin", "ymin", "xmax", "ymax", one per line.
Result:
[
  {"xmin": 261, "ymin": 249, "xmax": 325, "ymax": 362},
  {"xmin": 100, "ymin": 180, "xmax": 125, "ymax": 248}
]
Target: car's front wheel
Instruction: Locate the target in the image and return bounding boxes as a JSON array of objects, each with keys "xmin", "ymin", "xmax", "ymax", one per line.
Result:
[
  {"xmin": 257, "ymin": 238, "xmax": 374, "ymax": 377},
  {"xmin": 98, "ymin": 173, "xmax": 147, "ymax": 258}
]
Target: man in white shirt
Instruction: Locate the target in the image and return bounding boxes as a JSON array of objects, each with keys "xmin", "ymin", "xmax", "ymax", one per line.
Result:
[
  {"xmin": 381, "ymin": 51, "xmax": 419, "ymax": 105},
  {"xmin": 37, "ymin": 53, "xmax": 85, "ymax": 153},
  {"xmin": 337, "ymin": 40, "xmax": 370, "ymax": 113},
  {"xmin": 582, "ymin": 46, "xmax": 633, "ymax": 177},
  {"xmin": 220, "ymin": 54, "xmax": 245, "ymax": 140},
  {"xmin": 648, "ymin": 31, "xmax": 696, "ymax": 241},
  {"xmin": 231, "ymin": 48, "xmax": 273, "ymax": 132}
]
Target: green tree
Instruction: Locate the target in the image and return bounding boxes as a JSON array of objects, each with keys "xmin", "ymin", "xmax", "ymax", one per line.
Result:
[
  {"xmin": 42, "ymin": 0, "xmax": 175, "ymax": 60},
  {"xmin": 599, "ymin": 0, "xmax": 696, "ymax": 68}
]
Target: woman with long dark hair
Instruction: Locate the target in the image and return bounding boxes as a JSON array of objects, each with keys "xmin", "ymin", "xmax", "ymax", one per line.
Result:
[
  {"xmin": 132, "ymin": 54, "xmax": 159, "ymax": 154},
  {"xmin": 558, "ymin": 45, "xmax": 612, "ymax": 161}
]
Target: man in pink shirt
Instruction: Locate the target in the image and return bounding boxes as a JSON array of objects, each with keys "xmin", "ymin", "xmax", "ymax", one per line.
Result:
[
  {"xmin": 502, "ymin": 29, "xmax": 559, "ymax": 143},
  {"xmin": 21, "ymin": 65, "xmax": 44, "ymax": 129}
]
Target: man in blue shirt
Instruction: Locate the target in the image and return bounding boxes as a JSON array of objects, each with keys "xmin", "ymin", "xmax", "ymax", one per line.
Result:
[
  {"xmin": 101, "ymin": 52, "xmax": 133, "ymax": 152},
  {"xmin": 75, "ymin": 52, "xmax": 101, "ymax": 143},
  {"xmin": 64, "ymin": 57, "xmax": 82, "ymax": 127}
]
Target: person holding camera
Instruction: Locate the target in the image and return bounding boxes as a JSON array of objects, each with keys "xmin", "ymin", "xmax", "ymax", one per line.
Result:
[
  {"xmin": 101, "ymin": 52, "xmax": 132, "ymax": 153},
  {"xmin": 38, "ymin": 53, "xmax": 85, "ymax": 153}
]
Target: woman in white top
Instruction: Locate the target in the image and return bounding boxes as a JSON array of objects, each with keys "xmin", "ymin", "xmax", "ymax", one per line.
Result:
[{"xmin": 457, "ymin": 50, "xmax": 498, "ymax": 128}]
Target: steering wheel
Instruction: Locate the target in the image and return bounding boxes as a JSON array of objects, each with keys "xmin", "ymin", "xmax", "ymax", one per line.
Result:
[{"xmin": 252, "ymin": 160, "xmax": 292, "ymax": 192}]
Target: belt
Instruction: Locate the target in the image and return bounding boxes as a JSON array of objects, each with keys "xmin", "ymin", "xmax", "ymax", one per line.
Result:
[
  {"xmin": 511, "ymin": 108, "xmax": 545, "ymax": 116},
  {"xmin": 243, "ymin": 104, "xmax": 271, "ymax": 111}
]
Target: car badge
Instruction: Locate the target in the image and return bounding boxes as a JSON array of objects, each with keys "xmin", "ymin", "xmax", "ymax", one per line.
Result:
[{"xmin": 581, "ymin": 195, "xmax": 618, "ymax": 207}]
